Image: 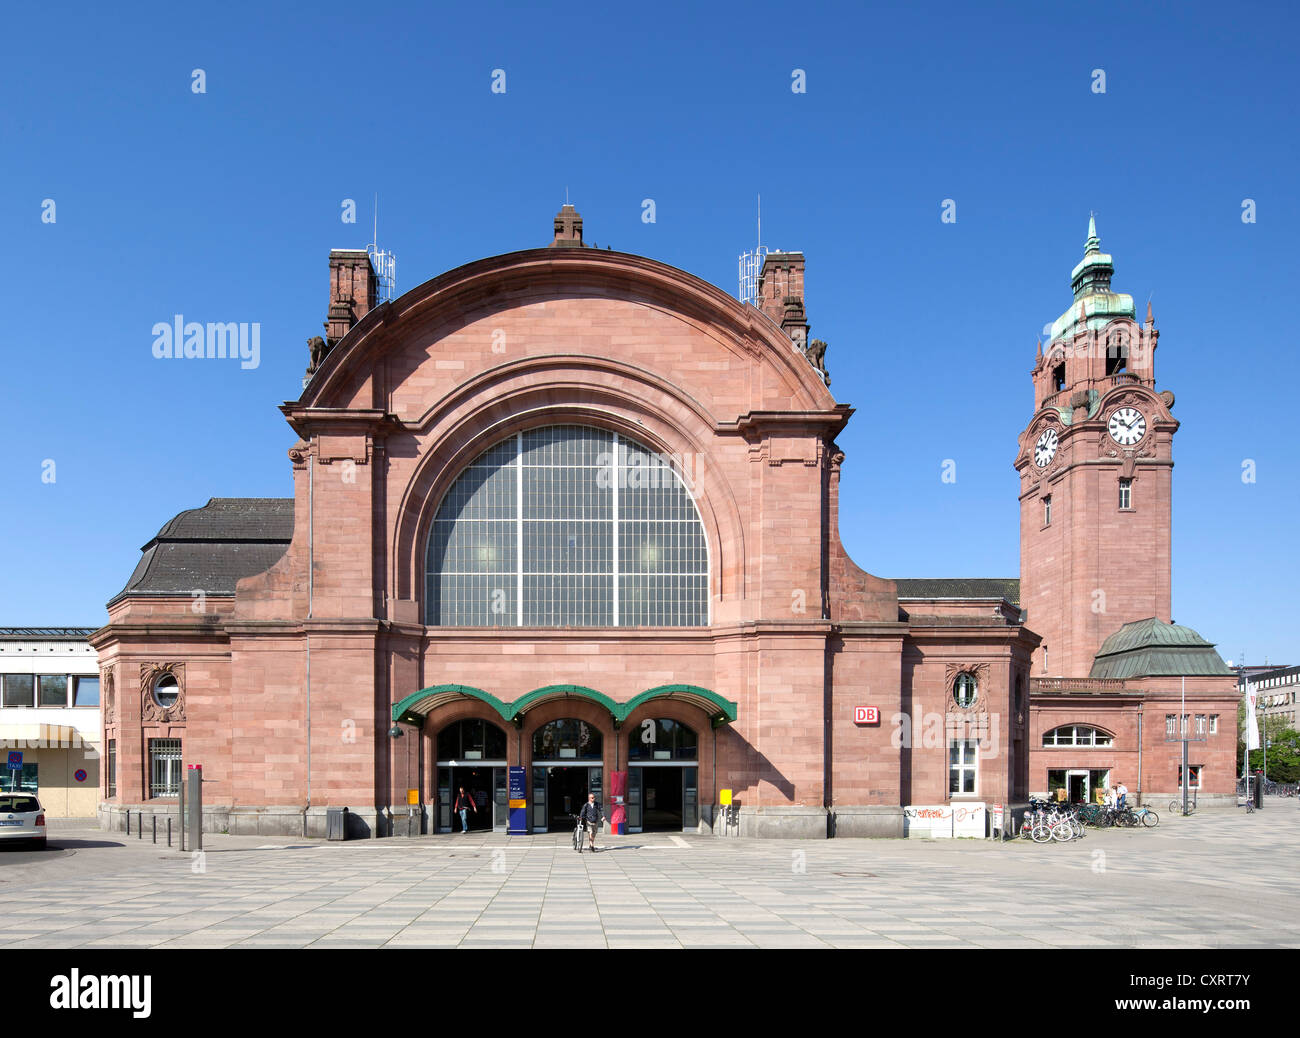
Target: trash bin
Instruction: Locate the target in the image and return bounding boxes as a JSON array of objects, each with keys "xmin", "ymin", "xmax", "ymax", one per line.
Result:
[{"xmin": 327, "ymin": 806, "xmax": 348, "ymax": 841}]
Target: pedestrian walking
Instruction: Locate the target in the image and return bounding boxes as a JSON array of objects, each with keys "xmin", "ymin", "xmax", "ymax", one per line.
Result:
[
  {"xmin": 579, "ymin": 792, "xmax": 604, "ymax": 852},
  {"xmin": 455, "ymin": 786, "xmax": 477, "ymax": 833}
]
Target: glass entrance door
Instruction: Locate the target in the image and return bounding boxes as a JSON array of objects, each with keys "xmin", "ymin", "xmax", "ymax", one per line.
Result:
[
  {"xmin": 1067, "ymin": 770, "xmax": 1090, "ymax": 805},
  {"xmin": 628, "ymin": 766, "xmax": 698, "ymax": 832},
  {"xmin": 533, "ymin": 765, "xmax": 602, "ymax": 832},
  {"xmin": 493, "ymin": 768, "xmax": 508, "ymax": 831}
]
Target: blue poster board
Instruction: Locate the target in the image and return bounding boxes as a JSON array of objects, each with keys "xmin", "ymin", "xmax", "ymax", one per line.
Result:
[{"xmin": 507, "ymin": 766, "xmax": 528, "ymax": 834}]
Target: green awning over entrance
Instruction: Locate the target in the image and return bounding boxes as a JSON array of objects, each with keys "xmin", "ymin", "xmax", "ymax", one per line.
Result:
[
  {"xmin": 391, "ymin": 682, "xmax": 737, "ymax": 729},
  {"xmin": 616, "ymin": 685, "xmax": 738, "ymax": 728}
]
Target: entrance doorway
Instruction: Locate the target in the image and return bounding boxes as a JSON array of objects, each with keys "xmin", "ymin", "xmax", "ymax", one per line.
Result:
[
  {"xmin": 532, "ymin": 765, "xmax": 602, "ymax": 832},
  {"xmin": 628, "ymin": 766, "xmax": 699, "ymax": 832},
  {"xmin": 441, "ymin": 766, "xmax": 498, "ymax": 832},
  {"xmin": 435, "ymin": 718, "xmax": 509, "ymax": 833},
  {"xmin": 1048, "ymin": 768, "xmax": 1111, "ymax": 805}
]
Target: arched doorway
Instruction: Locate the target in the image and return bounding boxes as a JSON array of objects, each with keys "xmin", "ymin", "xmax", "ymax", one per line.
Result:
[
  {"xmin": 531, "ymin": 718, "xmax": 603, "ymax": 832},
  {"xmin": 435, "ymin": 718, "xmax": 509, "ymax": 833},
  {"xmin": 626, "ymin": 717, "xmax": 699, "ymax": 831}
]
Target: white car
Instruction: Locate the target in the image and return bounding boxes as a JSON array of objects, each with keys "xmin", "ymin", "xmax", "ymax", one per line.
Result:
[{"xmin": 0, "ymin": 793, "xmax": 46, "ymax": 849}]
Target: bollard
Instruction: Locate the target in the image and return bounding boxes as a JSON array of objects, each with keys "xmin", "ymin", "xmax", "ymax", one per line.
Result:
[
  {"xmin": 152, "ymin": 815, "xmax": 157, "ymax": 844},
  {"xmin": 167, "ymin": 817, "xmax": 172, "ymax": 847},
  {"xmin": 126, "ymin": 811, "xmax": 131, "ymax": 837},
  {"xmin": 137, "ymin": 811, "xmax": 142, "ymax": 839}
]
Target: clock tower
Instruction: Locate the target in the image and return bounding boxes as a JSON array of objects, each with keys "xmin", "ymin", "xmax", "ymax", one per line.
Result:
[{"xmin": 1016, "ymin": 219, "xmax": 1178, "ymax": 678}]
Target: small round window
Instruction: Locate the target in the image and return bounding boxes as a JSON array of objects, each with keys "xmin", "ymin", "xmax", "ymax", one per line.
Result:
[
  {"xmin": 153, "ymin": 674, "xmax": 179, "ymax": 710},
  {"xmin": 953, "ymin": 673, "xmax": 978, "ymax": 708}
]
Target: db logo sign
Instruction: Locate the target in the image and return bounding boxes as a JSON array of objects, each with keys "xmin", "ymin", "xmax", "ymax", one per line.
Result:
[{"xmin": 853, "ymin": 706, "xmax": 879, "ymax": 725}]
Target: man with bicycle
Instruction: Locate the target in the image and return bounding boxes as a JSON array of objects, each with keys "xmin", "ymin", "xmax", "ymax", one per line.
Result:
[{"xmin": 579, "ymin": 792, "xmax": 604, "ymax": 852}]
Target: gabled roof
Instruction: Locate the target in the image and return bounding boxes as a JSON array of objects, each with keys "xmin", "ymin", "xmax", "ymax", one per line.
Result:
[
  {"xmin": 108, "ymin": 498, "xmax": 293, "ymax": 606},
  {"xmin": 893, "ymin": 578, "xmax": 1020, "ymax": 607},
  {"xmin": 1089, "ymin": 617, "xmax": 1233, "ymax": 679}
]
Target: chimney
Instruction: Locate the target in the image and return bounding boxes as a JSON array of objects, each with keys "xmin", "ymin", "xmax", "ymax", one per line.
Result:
[
  {"xmin": 756, "ymin": 251, "xmax": 809, "ymax": 349},
  {"xmin": 549, "ymin": 204, "xmax": 586, "ymax": 248},
  {"xmin": 324, "ymin": 249, "xmax": 378, "ymax": 347}
]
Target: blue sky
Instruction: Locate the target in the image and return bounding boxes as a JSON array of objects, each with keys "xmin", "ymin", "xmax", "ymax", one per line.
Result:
[{"xmin": 2, "ymin": 1, "xmax": 1296, "ymax": 664}]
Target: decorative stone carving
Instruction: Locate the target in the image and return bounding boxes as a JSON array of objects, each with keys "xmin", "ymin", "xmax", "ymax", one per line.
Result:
[
  {"xmin": 804, "ymin": 339, "xmax": 831, "ymax": 386},
  {"xmin": 101, "ymin": 667, "xmax": 114, "ymax": 723},
  {"xmin": 305, "ymin": 335, "xmax": 330, "ymax": 377},
  {"xmin": 140, "ymin": 662, "xmax": 186, "ymax": 723},
  {"xmin": 945, "ymin": 662, "xmax": 991, "ymax": 712}
]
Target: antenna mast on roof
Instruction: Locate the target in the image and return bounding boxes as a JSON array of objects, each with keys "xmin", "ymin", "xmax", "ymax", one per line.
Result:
[
  {"xmin": 738, "ymin": 193, "xmax": 768, "ymax": 305},
  {"xmin": 368, "ymin": 194, "xmax": 397, "ymax": 304}
]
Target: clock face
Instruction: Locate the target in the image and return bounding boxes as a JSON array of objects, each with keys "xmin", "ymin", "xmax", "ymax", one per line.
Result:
[
  {"xmin": 1108, "ymin": 407, "xmax": 1147, "ymax": 446},
  {"xmin": 1034, "ymin": 428, "xmax": 1058, "ymax": 468}
]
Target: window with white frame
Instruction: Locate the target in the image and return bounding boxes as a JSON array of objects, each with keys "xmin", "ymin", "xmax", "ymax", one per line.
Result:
[
  {"xmin": 1178, "ymin": 764, "xmax": 1203, "ymax": 790},
  {"xmin": 1165, "ymin": 713, "xmax": 1177, "ymax": 737},
  {"xmin": 1195, "ymin": 714, "xmax": 1207, "ymax": 735},
  {"xmin": 949, "ymin": 739, "xmax": 978, "ymax": 795},
  {"xmin": 1042, "ymin": 724, "xmax": 1115, "ymax": 747},
  {"xmin": 1209, "ymin": 715, "xmax": 1219, "ymax": 735}
]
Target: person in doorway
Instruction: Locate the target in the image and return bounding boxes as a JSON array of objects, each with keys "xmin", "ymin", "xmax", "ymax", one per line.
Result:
[
  {"xmin": 1115, "ymin": 781, "xmax": 1128, "ymax": 811},
  {"xmin": 455, "ymin": 786, "xmax": 477, "ymax": 833},
  {"xmin": 580, "ymin": 792, "xmax": 604, "ymax": 852}
]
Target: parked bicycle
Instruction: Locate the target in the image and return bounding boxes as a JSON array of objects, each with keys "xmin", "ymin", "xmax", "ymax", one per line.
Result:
[
  {"xmin": 1169, "ymin": 799, "xmax": 1195, "ymax": 815},
  {"xmin": 572, "ymin": 813, "xmax": 585, "ymax": 852}
]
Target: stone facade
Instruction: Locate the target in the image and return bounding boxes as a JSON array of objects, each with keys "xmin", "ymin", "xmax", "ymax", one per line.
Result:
[{"xmin": 91, "ymin": 211, "xmax": 1234, "ymax": 836}]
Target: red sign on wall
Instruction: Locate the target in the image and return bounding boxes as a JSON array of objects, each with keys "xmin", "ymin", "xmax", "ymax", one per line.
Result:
[{"xmin": 854, "ymin": 706, "xmax": 879, "ymax": 725}]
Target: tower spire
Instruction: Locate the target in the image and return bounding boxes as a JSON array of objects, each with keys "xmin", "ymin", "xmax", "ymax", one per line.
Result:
[{"xmin": 1085, "ymin": 213, "xmax": 1100, "ymax": 255}]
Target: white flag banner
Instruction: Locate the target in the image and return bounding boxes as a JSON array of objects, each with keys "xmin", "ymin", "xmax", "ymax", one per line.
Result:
[{"xmin": 1244, "ymin": 682, "xmax": 1261, "ymax": 751}]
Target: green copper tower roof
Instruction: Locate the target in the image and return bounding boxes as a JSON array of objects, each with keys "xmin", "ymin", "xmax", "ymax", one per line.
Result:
[
  {"xmin": 1089, "ymin": 617, "xmax": 1234, "ymax": 679},
  {"xmin": 1048, "ymin": 217, "xmax": 1135, "ymax": 341}
]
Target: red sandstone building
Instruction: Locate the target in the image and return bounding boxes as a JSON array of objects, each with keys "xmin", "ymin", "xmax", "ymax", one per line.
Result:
[{"xmin": 91, "ymin": 210, "xmax": 1238, "ymax": 838}]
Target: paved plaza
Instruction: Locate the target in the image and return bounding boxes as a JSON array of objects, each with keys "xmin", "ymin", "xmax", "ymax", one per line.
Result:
[{"xmin": 1, "ymin": 804, "xmax": 1296, "ymax": 948}]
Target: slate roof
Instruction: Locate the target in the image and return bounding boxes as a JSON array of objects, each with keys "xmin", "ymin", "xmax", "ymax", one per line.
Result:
[
  {"xmin": 1089, "ymin": 617, "xmax": 1233, "ymax": 679},
  {"xmin": 108, "ymin": 498, "xmax": 293, "ymax": 606},
  {"xmin": 892, "ymin": 578, "xmax": 1020, "ymax": 607}
]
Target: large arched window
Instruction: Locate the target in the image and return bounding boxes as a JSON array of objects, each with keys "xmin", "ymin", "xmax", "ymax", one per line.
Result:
[{"xmin": 426, "ymin": 425, "xmax": 709, "ymax": 626}]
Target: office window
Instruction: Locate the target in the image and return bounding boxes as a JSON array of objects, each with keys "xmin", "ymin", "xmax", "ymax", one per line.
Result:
[
  {"xmin": 74, "ymin": 676, "xmax": 100, "ymax": 706},
  {"xmin": 1119, "ymin": 479, "xmax": 1132, "ymax": 509},
  {"xmin": 1209, "ymin": 715, "xmax": 1219, "ymax": 735},
  {"xmin": 2, "ymin": 674, "xmax": 35, "ymax": 708},
  {"xmin": 1043, "ymin": 495, "xmax": 1052, "ymax": 526},
  {"xmin": 38, "ymin": 675, "xmax": 68, "ymax": 708}
]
